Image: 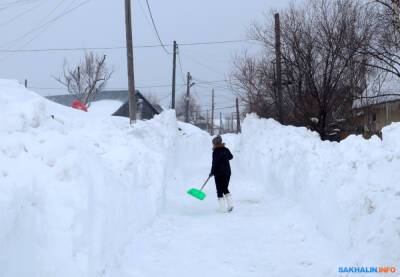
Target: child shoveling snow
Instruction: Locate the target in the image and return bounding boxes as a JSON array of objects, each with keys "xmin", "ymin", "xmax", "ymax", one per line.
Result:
[{"xmin": 209, "ymin": 135, "xmax": 234, "ymax": 213}]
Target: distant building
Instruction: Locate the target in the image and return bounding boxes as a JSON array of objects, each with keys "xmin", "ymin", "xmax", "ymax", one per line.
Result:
[
  {"xmin": 193, "ymin": 114, "xmax": 208, "ymax": 131},
  {"xmin": 347, "ymin": 74, "xmax": 400, "ymax": 139},
  {"xmin": 46, "ymin": 90, "xmax": 162, "ymax": 120},
  {"xmin": 353, "ymin": 98, "xmax": 400, "ymax": 137}
]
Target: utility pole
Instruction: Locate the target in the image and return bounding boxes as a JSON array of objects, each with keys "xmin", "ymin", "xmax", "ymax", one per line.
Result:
[
  {"xmin": 211, "ymin": 89, "xmax": 215, "ymax": 135},
  {"xmin": 275, "ymin": 13, "xmax": 283, "ymax": 124},
  {"xmin": 206, "ymin": 110, "xmax": 210, "ymax": 133},
  {"xmin": 185, "ymin": 72, "xmax": 192, "ymax": 123},
  {"xmin": 125, "ymin": 0, "xmax": 137, "ymax": 123},
  {"xmin": 231, "ymin": 112, "xmax": 234, "ymax": 132},
  {"xmin": 77, "ymin": 66, "xmax": 81, "ymax": 94},
  {"xmin": 171, "ymin": 41, "xmax": 177, "ymax": 109},
  {"xmin": 236, "ymin": 98, "xmax": 241, "ymax": 134},
  {"xmin": 219, "ymin": 112, "xmax": 223, "ymax": 135}
]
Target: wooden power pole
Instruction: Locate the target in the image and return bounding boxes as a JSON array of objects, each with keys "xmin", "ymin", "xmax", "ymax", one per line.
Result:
[
  {"xmin": 236, "ymin": 98, "xmax": 241, "ymax": 133},
  {"xmin": 206, "ymin": 110, "xmax": 210, "ymax": 133},
  {"xmin": 125, "ymin": 0, "xmax": 137, "ymax": 123},
  {"xmin": 211, "ymin": 89, "xmax": 215, "ymax": 135},
  {"xmin": 231, "ymin": 112, "xmax": 234, "ymax": 132},
  {"xmin": 275, "ymin": 13, "xmax": 283, "ymax": 124},
  {"xmin": 185, "ymin": 72, "xmax": 192, "ymax": 123},
  {"xmin": 171, "ymin": 41, "xmax": 177, "ymax": 109},
  {"xmin": 219, "ymin": 112, "xmax": 223, "ymax": 135}
]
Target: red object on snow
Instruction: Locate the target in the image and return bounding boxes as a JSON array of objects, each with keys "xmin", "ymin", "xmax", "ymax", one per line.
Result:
[{"xmin": 71, "ymin": 100, "xmax": 88, "ymax": 112}]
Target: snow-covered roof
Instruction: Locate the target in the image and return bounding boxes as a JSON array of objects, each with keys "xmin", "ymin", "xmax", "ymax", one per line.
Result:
[
  {"xmin": 46, "ymin": 90, "xmax": 132, "ymax": 106},
  {"xmin": 88, "ymin": 100, "xmax": 124, "ymax": 115},
  {"xmin": 353, "ymin": 74, "xmax": 400, "ymax": 109},
  {"xmin": 46, "ymin": 90, "xmax": 162, "ymax": 116}
]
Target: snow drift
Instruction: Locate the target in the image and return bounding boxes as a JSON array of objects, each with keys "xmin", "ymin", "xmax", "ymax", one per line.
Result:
[
  {"xmin": 0, "ymin": 79, "xmax": 398, "ymax": 276},
  {"xmin": 0, "ymin": 80, "xmax": 177, "ymax": 276},
  {"xmin": 172, "ymin": 115, "xmax": 399, "ymax": 272},
  {"xmin": 233, "ymin": 114, "xmax": 400, "ymax": 266}
]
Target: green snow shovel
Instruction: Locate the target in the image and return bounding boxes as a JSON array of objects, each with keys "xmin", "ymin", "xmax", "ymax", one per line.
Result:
[{"xmin": 187, "ymin": 176, "xmax": 211, "ymax": 201}]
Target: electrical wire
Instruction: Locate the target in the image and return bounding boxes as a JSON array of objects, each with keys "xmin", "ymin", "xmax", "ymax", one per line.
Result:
[
  {"xmin": 0, "ymin": 46, "xmax": 126, "ymax": 53},
  {"xmin": 159, "ymin": 93, "xmax": 172, "ymax": 101},
  {"xmin": 0, "ymin": 39, "xmax": 255, "ymax": 53},
  {"xmin": 195, "ymin": 80, "xmax": 232, "ymax": 89},
  {"xmin": 0, "ymin": 0, "xmax": 38, "ymax": 10},
  {"xmin": 137, "ymin": 0, "xmax": 166, "ymax": 53},
  {"xmin": 176, "ymin": 45, "xmax": 186, "ymax": 83},
  {"xmin": 0, "ymin": 0, "xmax": 44, "ymax": 28},
  {"xmin": 0, "ymin": 0, "xmax": 92, "ymax": 49},
  {"xmin": 180, "ymin": 50, "xmax": 226, "ymax": 76},
  {"xmin": 0, "ymin": 0, "xmax": 34, "ymax": 6},
  {"xmin": 192, "ymin": 105, "xmax": 245, "ymax": 113},
  {"xmin": 30, "ymin": 79, "xmax": 237, "ymax": 91},
  {"xmin": 144, "ymin": 0, "xmax": 169, "ymax": 54},
  {"xmin": 11, "ymin": 0, "xmax": 70, "ymax": 51}
]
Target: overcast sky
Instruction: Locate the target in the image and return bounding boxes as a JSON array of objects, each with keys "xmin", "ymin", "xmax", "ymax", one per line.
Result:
[{"xmin": 0, "ymin": 0, "xmax": 291, "ymax": 114}]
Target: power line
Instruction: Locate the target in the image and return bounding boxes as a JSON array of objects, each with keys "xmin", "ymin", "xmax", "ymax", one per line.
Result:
[
  {"xmin": 192, "ymin": 79, "xmax": 232, "ymax": 88},
  {"xmin": 29, "ymin": 79, "xmax": 236, "ymax": 91},
  {"xmin": 180, "ymin": 39, "xmax": 253, "ymax": 46},
  {"xmin": 11, "ymin": 0, "xmax": 70, "ymax": 51},
  {"xmin": 144, "ymin": 0, "xmax": 169, "ymax": 54},
  {"xmin": 182, "ymin": 51, "xmax": 226, "ymax": 76},
  {"xmin": 0, "ymin": 0, "xmax": 35, "ymax": 6},
  {"xmin": 0, "ymin": 39, "xmax": 255, "ymax": 53},
  {"xmin": 176, "ymin": 45, "xmax": 186, "ymax": 83},
  {"xmin": 41, "ymin": 0, "xmax": 70, "ymax": 24},
  {"xmin": 137, "ymin": 0, "xmax": 163, "ymax": 47},
  {"xmin": 195, "ymin": 80, "xmax": 231, "ymax": 88},
  {"xmin": 0, "ymin": 0, "xmax": 38, "ymax": 9},
  {"xmin": 0, "ymin": 0, "xmax": 43, "ymax": 28},
  {"xmin": 0, "ymin": 46, "xmax": 126, "ymax": 53},
  {"xmin": 0, "ymin": 0, "xmax": 93, "ymax": 49},
  {"xmin": 159, "ymin": 93, "xmax": 172, "ymax": 101},
  {"xmin": 193, "ymin": 104, "xmax": 246, "ymax": 113}
]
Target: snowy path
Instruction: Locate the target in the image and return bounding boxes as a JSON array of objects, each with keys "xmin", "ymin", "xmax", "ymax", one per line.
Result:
[
  {"xmin": 122, "ymin": 180, "xmax": 343, "ymax": 277},
  {"xmin": 1, "ymin": 82, "xmax": 398, "ymax": 277}
]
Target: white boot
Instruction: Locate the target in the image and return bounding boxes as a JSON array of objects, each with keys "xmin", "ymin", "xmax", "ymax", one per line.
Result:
[
  {"xmin": 217, "ymin": 198, "xmax": 227, "ymax": 213},
  {"xmin": 225, "ymin": 193, "xmax": 234, "ymax": 212}
]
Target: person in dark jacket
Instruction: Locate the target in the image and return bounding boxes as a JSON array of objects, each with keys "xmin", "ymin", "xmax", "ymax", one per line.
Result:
[{"xmin": 209, "ymin": 135, "xmax": 234, "ymax": 212}]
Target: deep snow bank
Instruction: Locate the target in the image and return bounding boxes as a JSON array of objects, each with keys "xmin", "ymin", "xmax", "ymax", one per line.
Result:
[
  {"xmin": 0, "ymin": 80, "xmax": 177, "ymax": 277},
  {"xmin": 234, "ymin": 114, "xmax": 400, "ymax": 265},
  {"xmin": 1, "ymin": 78, "xmax": 398, "ymax": 275}
]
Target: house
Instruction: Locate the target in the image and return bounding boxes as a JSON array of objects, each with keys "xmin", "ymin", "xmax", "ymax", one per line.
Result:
[
  {"xmin": 46, "ymin": 90, "xmax": 162, "ymax": 120},
  {"xmin": 350, "ymin": 74, "xmax": 400, "ymax": 138},
  {"xmin": 353, "ymin": 97, "xmax": 400, "ymax": 137},
  {"xmin": 193, "ymin": 114, "xmax": 208, "ymax": 131}
]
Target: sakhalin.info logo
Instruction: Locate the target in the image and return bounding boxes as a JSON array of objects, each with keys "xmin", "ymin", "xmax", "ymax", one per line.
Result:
[{"xmin": 338, "ymin": 267, "xmax": 397, "ymax": 274}]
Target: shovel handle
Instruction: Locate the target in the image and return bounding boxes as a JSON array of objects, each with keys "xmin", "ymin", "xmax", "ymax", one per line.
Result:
[{"xmin": 200, "ymin": 176, "xmax": 211, "ymax": 191}]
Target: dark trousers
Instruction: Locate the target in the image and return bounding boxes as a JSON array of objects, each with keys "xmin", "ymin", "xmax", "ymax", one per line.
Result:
[{"xmin": 214, "ymin": 174, "xmax": 230, "ymax": 198}]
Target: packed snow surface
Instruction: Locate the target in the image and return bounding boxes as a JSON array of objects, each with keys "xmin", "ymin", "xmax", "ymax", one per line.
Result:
[
  {"xmin": 0, "ymin": 80, "xmax": 177, "ymax": 276},
  {"xmin": 0, "ymin": 80, "xmax": 398, "ymax": 277},
  {"xmin": 88, "ymin": 100, "xmax": 123, "ymax": 115}
]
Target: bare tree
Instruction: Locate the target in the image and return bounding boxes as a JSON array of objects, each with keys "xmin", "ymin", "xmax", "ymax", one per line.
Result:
[
  {"xmin": 355, "ymin": 0, "xmax": 400, "ymax": 96},
  {"xmin": 232, "ymin": 0, "xmax": 375, "ymax": 140},
  {"xmin": 55, "ymin": 52, "xmax": 113, "ymax": 105},
  {"xmin": 231, "ymin": 52, "xmax": 277, "ymax": 119}
]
